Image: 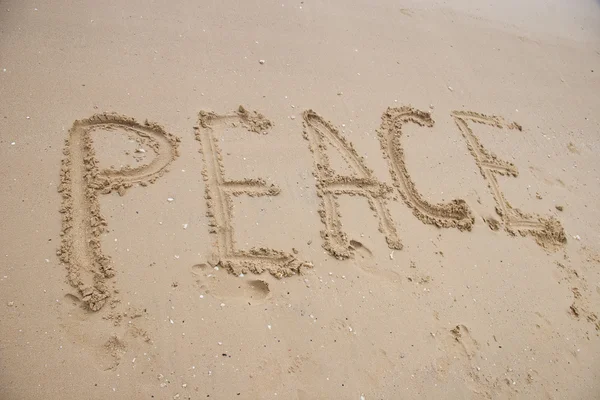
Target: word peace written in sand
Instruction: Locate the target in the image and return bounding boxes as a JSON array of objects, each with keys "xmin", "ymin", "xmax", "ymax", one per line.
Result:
[{"xmin": 58, "ymin": 107, "xmax": 566, "ymax": 310}]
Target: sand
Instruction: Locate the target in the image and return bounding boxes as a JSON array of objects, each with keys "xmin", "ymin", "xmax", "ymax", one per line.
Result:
[{"xmin": 1, "ymin": 0, "xmax": 600, "ymax": 399}]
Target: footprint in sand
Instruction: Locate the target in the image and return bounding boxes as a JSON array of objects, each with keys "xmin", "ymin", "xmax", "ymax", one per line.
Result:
[
  {"xmin": 447, "ymin": 324, "xmax": 480, "ymax": 359},
  {"xmin": 348, "ymin": 239, "xmax": 403, "ymax": 282},
  {"xmin": 57, "ymin": 293, "xmax": 135, "ymax": 371},
  {"xmin": 63, "ymin": 292, "xmax": 84, "ymax": 307},
  {"xmin": 349, "ymin": 239, "xmax": 373, "ymax": 258},
  {"xmin": 191, "ymin": 263, "xmax": 271, "ymax": 303},
  {"xmin": 428, "ymin": 324, "xmax": 501, "ymax": 397}
]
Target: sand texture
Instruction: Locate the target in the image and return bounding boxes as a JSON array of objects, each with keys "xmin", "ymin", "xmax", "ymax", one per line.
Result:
[{"xmin": 1, "ymin": 0, "xmax": 600, "ymax": 399}]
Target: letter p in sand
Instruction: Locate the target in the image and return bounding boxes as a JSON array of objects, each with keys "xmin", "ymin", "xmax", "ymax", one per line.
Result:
[{"xmin": 58, "ymin": 114, "xmax": 179, "ymax": 310}]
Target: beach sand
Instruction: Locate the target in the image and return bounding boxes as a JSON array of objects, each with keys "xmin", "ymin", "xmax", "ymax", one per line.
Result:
[{"xmin": 1, "ymin": 0, "xmax": 600, "ymax": 398}]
